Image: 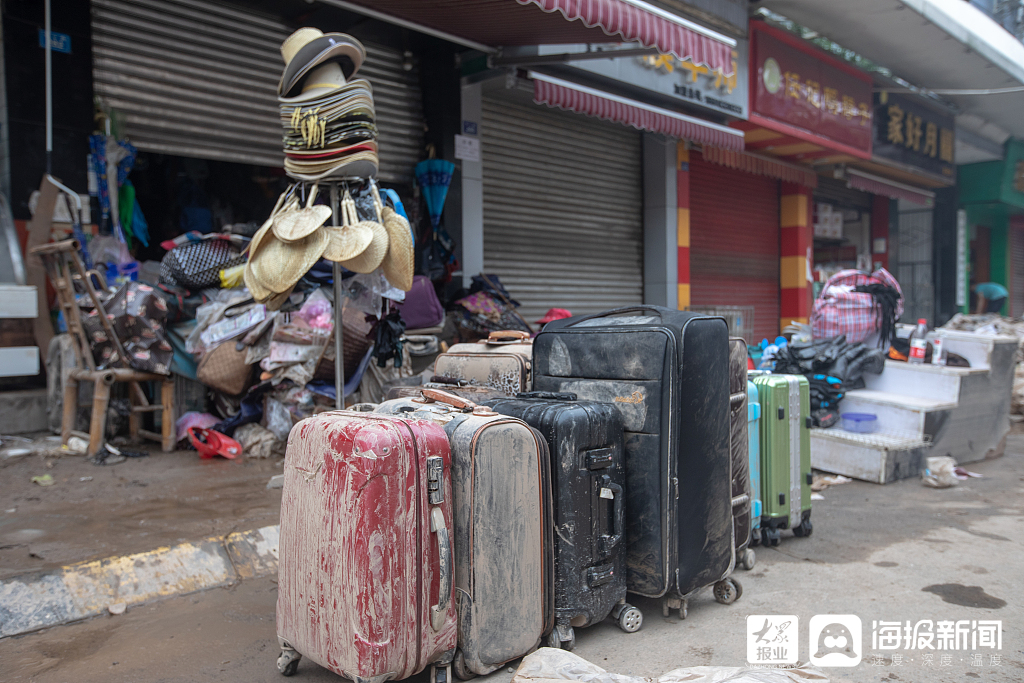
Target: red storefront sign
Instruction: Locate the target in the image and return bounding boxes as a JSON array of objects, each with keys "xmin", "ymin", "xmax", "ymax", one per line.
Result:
[{"xmin": 749, "ymin": 21, "xmax": 873, "ymax": 159}]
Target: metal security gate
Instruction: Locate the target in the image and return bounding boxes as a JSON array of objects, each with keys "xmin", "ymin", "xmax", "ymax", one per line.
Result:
[
  {"xmin": 481, "ymin": 95, "xmax": 643, "ymax": 323},
  {"xmin": 689, "ymin": 150, "xmax": 780, "ymax": 342},
  {"xmin": 894, "ymin": 203, "xmax": 934, "ymax": 323},
  {"xmin": 91, "ymin": 0, "xmax": 423, "ymax": 181}
]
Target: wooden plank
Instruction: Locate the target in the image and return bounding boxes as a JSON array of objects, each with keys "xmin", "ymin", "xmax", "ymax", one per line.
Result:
[{"xmin": 25, "ymin": 177, "xmax": 61, "ymax": 356}]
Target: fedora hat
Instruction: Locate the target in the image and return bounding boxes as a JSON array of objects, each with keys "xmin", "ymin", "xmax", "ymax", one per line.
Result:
[
  {"xmin": 279, "ymin": 29, "xmax": 365, "ymax": 98},
  {"xmin": 373, "ymin": 184, "xmax": 414, "ymax": 291},
  {"xmin": 337, "ymin": 191, "xmax": 388, "ymax": 273},
  {"xmin": 273, "ymin": 183, "xmax": 332, "ymax": 242},
  {"xmin": 283, "ymin": 151, "xmax": 379, "ymax": 182}
]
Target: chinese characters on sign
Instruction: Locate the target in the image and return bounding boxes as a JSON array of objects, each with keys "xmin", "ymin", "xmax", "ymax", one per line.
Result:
[
  {"xmin": 750, "ymin": 22, "xmax": 874, "ymax": 155},
  {"xmin": 874, "ymin": 92, "xmax": 955, "ymax": 177},
  {"xmin": 560, "ymin": 40, "xmax": 749, "ymax": 119}
]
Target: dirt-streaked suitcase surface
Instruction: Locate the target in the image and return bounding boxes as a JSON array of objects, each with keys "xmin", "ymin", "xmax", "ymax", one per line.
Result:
[
  {"xmin": 434, "ymin": 331, "xmax": 532, "ymax": 395},
  {"xmin": 532, "ymin": 306, "xmax": 739, "ymax": 618},
  {"xmin": 276, "ymin": 411, "xmax": 457, "ymax": 681},
  {"xmin": 375, "ymin": 392, "xmax": 553, "ymax": 678},
  {"xmin": 484, "ymin": 393, "xmax": 643, "ymax": 647}
]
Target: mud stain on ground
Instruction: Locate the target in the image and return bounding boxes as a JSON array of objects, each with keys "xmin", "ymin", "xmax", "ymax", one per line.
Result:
[
  {"xmin": 921, "ymin": 584, "xmax": 1006, "ymax": 609},
  {"xmin": 874, "ymin": 561, "xmax": 898, "ymax": 567}
]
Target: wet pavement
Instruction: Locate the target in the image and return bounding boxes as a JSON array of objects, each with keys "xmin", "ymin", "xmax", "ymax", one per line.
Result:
[
  {"xmin": 1, "ymin": 433, "xmax": 1022, "ymax": 682},
  {"xmin": 0, "ymin": 442, "xmax": 282, "ymax": 580}
]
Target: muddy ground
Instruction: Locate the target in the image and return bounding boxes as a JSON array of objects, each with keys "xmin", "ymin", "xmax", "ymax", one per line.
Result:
[{"xmin": 0, "ymin": 440, "xmax": 282, "ymax": 580}]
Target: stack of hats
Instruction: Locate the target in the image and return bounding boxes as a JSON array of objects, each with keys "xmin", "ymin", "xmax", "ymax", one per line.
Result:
[
  {"xmin": 278, "ymin": 28, "xmax": 379, "ymax": 181},
  {"xmin": 242, "ymin": 28, "xmax": 416, "ymax": 306}
]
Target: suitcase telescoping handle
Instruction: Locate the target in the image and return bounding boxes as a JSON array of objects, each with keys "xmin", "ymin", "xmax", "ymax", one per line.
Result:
[
  {"xmin": 430, "ymin": 507, "xmax": 452, "ymax": 631},
  {"xmin": 598, "ymin": 476, "xmax": 624, "ymax": 556}
]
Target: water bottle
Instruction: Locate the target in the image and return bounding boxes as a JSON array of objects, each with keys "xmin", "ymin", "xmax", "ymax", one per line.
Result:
[{"xmin": 908, "ymin": 318, "xmax": 928, "ymax": 364}]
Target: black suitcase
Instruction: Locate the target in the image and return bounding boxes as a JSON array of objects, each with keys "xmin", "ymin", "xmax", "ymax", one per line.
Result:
[
  {"xmin": 534, "ymin": 306, "xmax": 741, "ymax": 618},
  {"xmin": 484, "ymin": 392, "xmax": 643, "ymax": 649},
  {"xmin": 729, "ymin": 338, "xmax": 755, "ymax": 572}
]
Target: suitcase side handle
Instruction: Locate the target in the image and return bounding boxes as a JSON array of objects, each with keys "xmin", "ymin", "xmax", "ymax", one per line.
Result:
[
  {"xmin": 485, "ymin": 330, "xmax": 529, "ymax": 343},
  {"xmin": 417, "ymin": 388, "xmax": 499, "ymax": 416},
  {"xmin": 598, "ymin": 477, "xmax": 624, "ymax": 556},
  {"xmin": 418, "ymin": 388, "xmax": 477, "ymax": 410},
  {"xmin": 515, "ymin": 391, "xmax": 578, "ymax": 401},
  {"xmin": 430, "ymin": 507, "xmax": 452, "ymax": 632}
]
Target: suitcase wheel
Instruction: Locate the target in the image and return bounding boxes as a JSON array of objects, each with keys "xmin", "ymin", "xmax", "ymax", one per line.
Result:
[
  {"xmin": 713, "ymin": 577, "xmax": 742, "ymax": 605},
  {"xmin": 276, "ymin": 649, "xmax": 301, "ymax": 676},
  {"xmin": 431, "ymin": 664, "xmax": 453, "ymax": 683},
  {"xmin": 662, "ymin": 597, "xmax": 687, "ymax": 619},
  {"xmin": 764, "ymin": 527, "xmax": 781, "ymax": 546},
  {"xmin": 614, "ymin": 604, "xmax": 643, "ymax": 633},
  {"xmin": 452, "ymin": 651, "xmax": 476, "ymax": 680},
  {"xmin": 750, "ymin": 528, "xmax": 761, "ymax": 547},
  {"xmin": 547, "ymin": 624, "xmax": 576, "ymax": 651},
  {"xmin": 793, "ymin": 518, "xmax": 813, "ymax": 538},
  {"xmin": 740, "ymin": 547, "xmax": 756, "ymax": 571}
]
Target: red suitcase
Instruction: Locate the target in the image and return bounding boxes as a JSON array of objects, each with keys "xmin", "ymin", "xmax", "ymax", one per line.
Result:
[{"xmin": 276, "ymin": 411, "xmax": 458, "ymax": 682}]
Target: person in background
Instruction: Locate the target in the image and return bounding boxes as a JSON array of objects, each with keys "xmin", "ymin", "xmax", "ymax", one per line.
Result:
[{"xmin": 972, "ymin": 282, "xmax": 1009, "ymax": 314}]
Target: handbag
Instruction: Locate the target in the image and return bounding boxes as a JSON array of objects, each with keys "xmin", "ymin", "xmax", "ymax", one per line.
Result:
[{"xmin": 197, "ymin": 341, "xmax": 254, "ymax": 396}]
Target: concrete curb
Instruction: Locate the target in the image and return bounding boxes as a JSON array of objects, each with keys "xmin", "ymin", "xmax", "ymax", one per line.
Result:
[{"xmin": 0, "ymin": 525, "xmax": 279, "ymax": 638}]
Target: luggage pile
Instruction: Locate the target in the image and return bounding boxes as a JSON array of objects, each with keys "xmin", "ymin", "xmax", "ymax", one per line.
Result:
[{"xmin": 275, "ymin": 306, "xmax": 814, "ymax": 680}]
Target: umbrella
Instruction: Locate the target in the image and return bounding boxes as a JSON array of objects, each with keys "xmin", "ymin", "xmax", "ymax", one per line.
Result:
[{"xmin": 415, "ymin": 159, "xmax": 454, "ymax": 229}]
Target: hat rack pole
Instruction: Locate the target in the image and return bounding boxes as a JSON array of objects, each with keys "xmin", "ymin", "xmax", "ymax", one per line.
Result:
[{"xmin": 330, "ymin": 181, "xmax": 345, "ymax": 409}]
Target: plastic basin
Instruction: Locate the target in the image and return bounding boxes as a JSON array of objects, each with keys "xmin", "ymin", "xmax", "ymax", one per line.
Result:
[{"xmin": 841, "ymin": 412, "xmax": 878, "ymax": 433}]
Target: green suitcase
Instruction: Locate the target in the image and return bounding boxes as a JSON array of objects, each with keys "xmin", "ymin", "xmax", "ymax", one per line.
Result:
[{"xmin": 752, "ymin": 374, "xmax": 812, "ymax": 546}]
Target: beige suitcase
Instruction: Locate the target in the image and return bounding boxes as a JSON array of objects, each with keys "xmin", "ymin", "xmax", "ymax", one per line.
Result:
[{"xmin": 433, "ymin": 330, "xmax": 532, "ymax": 395}]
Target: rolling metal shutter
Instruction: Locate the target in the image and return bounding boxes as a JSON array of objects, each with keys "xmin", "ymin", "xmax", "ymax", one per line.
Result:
[
  {"xmin": 481, "ymin": 95, "xmax": 643, "ymax": 323},
  {"xmin": 91, "ymin": 0, "xmax": 423, "ymax": 182},
  {"xmin": 689, "ymin": 149, "xmax": 780, "ymax": 343}
]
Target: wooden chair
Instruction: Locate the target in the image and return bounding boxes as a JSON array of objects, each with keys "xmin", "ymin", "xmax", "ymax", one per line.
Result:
[{"xmin": 28, "ymin": 239, "xmax": 175, "ymax": 456}]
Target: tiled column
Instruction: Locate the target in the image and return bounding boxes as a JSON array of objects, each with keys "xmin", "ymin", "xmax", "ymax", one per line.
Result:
[
  {"xmin": 780, "ymin": 182, "xmax": 812, "ymax": 332},
  {"xmin": 677, "ymin": 143, "xmax": 690, "ymax": 309}
]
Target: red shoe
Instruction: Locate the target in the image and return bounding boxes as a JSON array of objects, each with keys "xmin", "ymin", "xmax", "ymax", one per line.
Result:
[{"xmin": 188, "ymin": 427, "xmax": 241, "ymax": 460}]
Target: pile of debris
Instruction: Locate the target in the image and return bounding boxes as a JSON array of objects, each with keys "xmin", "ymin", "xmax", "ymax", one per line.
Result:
[{"xmin": 941, "ymin": 313, "xmax": 1024, "ymax": 414}]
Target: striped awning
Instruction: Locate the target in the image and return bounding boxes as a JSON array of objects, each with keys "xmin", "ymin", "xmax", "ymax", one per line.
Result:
[
  {"xmin": 326, "ymin": 0, "xmax": 736, "ymax": 75},
  {"xmin": 532, "ymin": 73, "xmax": 745, "ymax": 151},
  {"xmin": 701, "ymin": 146, "xmax": 818, "ymax": 187},
  {"xmin": 846, "ymin": 169, "xmax": 935, "ymax": 206}
]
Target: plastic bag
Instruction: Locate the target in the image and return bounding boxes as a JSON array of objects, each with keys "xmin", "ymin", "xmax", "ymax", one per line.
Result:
[
  {"xmin": 263, "ymin": 398, "xmax": 293, "ymax": 442},
  {"xmin": 922, "ymin": 456, "xmax": 959, "ymax": 488},
  {"xmin": 511, "ymin": 648, "xmax": 828, "ymax": 683}
]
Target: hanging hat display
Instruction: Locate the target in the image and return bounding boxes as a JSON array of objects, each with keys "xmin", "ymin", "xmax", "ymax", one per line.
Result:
[
  {"xmin": 336, "ymin": 191, "xmax": 389, "ymax": 274},
  {"xmin": 374, "ymin": 183, "xmax": 415, "ymax": 291},
  {"xmin": 272, "ymin": 183, "xmax": 333, "ymax": 242}
]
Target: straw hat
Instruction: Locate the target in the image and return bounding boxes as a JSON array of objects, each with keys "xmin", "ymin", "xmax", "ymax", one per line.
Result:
[
  {"xmin": 337, "ymin": 191, "xmax": 388, "ymax": 274},
  {"xmin": 279, "ymin": 29, "xmax": 365, "ymax": 98},
  {"xmin": 373, "ymin": 184, "xmax": 414, "ymax": 291},
  {"xmin": 266, "ymin": 285, "xmax": 295, "ymax": 311},
  {"xmin": 273, "ymin": 184, "xmax": 332, "ymax": 242}
]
